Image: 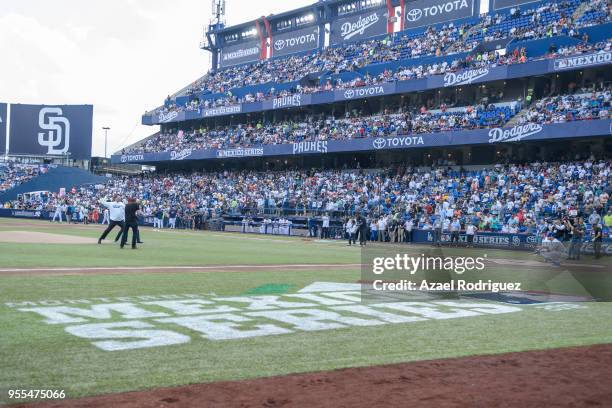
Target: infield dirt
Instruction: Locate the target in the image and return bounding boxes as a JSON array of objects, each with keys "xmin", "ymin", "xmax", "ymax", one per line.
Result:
[
  {"xmin": 12, "ymin": 344, "xmax": 612, "ymax": 408},
  {"xmin": 0, "ymin": 231, "xmax": 97, "ymax": 245}
]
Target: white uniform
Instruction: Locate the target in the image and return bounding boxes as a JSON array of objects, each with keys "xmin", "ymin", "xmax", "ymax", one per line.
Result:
[
  {"xmin": 52, "ymin": 204, "xmax": 63, "ymax": 222},
  {"xmin": 102, "ymin": 208, "xmax": 110, "ymax": 224}
]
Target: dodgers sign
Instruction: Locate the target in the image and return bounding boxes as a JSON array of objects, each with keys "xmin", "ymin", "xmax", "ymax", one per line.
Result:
[
  {"xmin": 0, "ymin": 103, "xmax": 6, "ymax": 153},
  {"xmin": 330, "ymin": 8, "xmax": 388, "ymax": 45},
  {"xmin": 405, "ymin": 0, "xmax": 474, "ymax": 29},
  {"xmin": 8, "ymin": 104, "xmax": 93, "ymax": 159}
]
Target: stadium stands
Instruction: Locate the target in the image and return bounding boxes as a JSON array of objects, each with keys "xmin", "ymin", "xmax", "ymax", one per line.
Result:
[
  {"xmin": 125, "ymin": 86, "xmax": 612, "ymax": 154},
  {"xmin": 519, "ymin": 90, "xmax": 611, "ymax": 123},
  {"xmin": 149, "ymin": 0, "xmax": 611, "ymax": 120},
  {"xmin": 0, "ymin": 161, "xmax": 53, "ymax": 193},
  {"xmin": 4, "ymin": 160, "xmax": 610, "ymax": 241},
  {"xmin": 125, "ymin": 101, "xmax": 522, "ymax": 153}
]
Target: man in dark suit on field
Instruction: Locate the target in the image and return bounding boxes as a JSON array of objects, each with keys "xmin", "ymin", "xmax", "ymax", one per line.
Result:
[
  {"xmin": 356, "ymin": 211, "xmax": 368, "ymax": 246},
  {"xmin": 120, "ymin": 198, "xmax": 141, "ymax": 249}
]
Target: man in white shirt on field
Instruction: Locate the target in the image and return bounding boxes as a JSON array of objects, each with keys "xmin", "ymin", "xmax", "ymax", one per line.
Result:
[
  {"xmin": 465, "ymin": 222, "xmax": 477, "ymax": 248},
  {"xmin": 51, "ymin": 202, "xmax": 63, "ymax": 223},
  {"xmin": 321, "ymin": 214, "xmax": 330, "ymax": 239},
  {"xmin": 102, "ymin": 207, "xmax": 110, "ymax": 225},
  {"xmin": 97, "ymin": 196, "xmax": 126, "ymax": 245}
]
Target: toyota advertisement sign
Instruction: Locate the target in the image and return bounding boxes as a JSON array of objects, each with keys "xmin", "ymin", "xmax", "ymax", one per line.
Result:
[
  {"xmin": 404, "ymin": 0, "xmax": 475, "ymax": 29},
  {"xmin": 272, "ymin": 27, "xmax": 320, "ymax": 58},
  {"xmin": 220, "ymin": 41, "xmax": 261, "ymax": 68},
  {"xmin": 8, "ymin": 104, "xmax": 93, "ymax": 159},
  {"xmin": 330, "ymin": 8, "xmax": 388, "ymax": 45}
]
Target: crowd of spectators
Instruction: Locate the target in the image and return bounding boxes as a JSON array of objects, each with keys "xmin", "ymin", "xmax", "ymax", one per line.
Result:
[
  {"xmin": 150, "ymin": 0, "xmax": 610, "ymax": 119},
  {"xmin": 128, "ymin": 86, "xmax": 612, "ymax": 155},
  {"xmin": 184, "ymin": 23, "xmax": 476, "ymax": 98},
  {"xmin": 4, "ymin": 161, "xmax": 611, "ymax": 245},
  {"xmin": 519, "ymin": 88, "xmax": 611, "ymax": 124},
  {"xmin": 127, "ymin": 102, "xmax": 521, "ymax": 154},
  {"xmin": 156, "ymin": 36, "xmax": 610, "ymax": 119},
  {"xmin": 0, "ymin": 161, "xmax": 52, "ymax": 192}
]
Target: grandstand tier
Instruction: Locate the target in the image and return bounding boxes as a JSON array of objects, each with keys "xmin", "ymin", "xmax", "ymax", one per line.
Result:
[{"xmin": 115, "ymin": 0, "xmax": 612, "ymax": 166}]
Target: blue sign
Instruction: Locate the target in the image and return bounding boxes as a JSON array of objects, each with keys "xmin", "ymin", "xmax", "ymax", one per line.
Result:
[
  {"xmin": 0, "ymin": 103, "xmax": 6, "ymax": 153},
  {"xmin": 553, "ymin": 52, "xmax": 612, "ymax": 71},
  {"xmin": 112, "ymin": 119, "xmax": 612, "ymax": 164},
  {"xmin": 330, "ymin": 7, "xmax": 388, "ymax": 45},
  {"xmin": 220, "ymin": 41, "xmax": 261, "ymax": 68},
  {"xmin": 0, "ymin": 208, "xmax": 47, "ymax": 219},
  {"xmin": 334, "ymin": 83, "xmax": 396, "ymax": 101},
  {"xmin": 411, "ymin": 229, "xmax": 611, "ymax": 255},
  {"xmin": 272, "ymin": 26, "xmax": 320, "ymax": 58},
  {"xmin": 9, "ymin": 104, "xmax": 93, "ymax": 159},
  {"xmin": 262, "ymin": 94, "xmax": 312, "ymax": 110},
  {"xmin": 405, "ymin": 0, "xmax": 475, "ymax": 29}
]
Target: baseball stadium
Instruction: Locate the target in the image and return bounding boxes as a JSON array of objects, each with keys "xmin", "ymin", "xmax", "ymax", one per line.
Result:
[{"xmin": 1, "ymin": 0, "xmax": 612, "ymax": 406}]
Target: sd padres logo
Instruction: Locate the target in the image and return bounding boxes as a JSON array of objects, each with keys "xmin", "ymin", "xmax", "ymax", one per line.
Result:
[
  {"xmin": 38, "ymin": 107, "xmax": 70, "ymax": 155},
  {"xmin": 373, "ymin": 138, "xmax": 386, "ymax": 149}
]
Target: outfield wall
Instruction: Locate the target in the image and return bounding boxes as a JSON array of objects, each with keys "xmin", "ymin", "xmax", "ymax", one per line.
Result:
[{"xmin": 0, "ymin": 210, "xmax": 609, "ymax": 255}]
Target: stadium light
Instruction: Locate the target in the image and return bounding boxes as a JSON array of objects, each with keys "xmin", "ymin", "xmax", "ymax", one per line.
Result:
[{"xmin": 102, "ymin": 127, "xmax": 110, "ymax": 158}]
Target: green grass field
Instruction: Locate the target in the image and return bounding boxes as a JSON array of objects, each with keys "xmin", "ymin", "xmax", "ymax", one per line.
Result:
[{"xmin": 0, "ymin": 219, "xmax": 611, "ymax": 405}]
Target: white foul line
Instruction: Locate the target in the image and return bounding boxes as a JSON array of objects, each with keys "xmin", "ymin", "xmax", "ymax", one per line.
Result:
[{"xmin": 0, "ymin": 264, "xmax": 364, "ymax": 273}]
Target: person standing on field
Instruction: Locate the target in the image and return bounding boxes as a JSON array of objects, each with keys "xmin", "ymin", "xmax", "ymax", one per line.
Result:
[
  {"xmin": 450, "ymin": 217, "xmax": 461, "ymax": 246},
  {"xmin": 82, "ymin": 206, "xmax": 89, "ymax": 225},
  {"xmin": 433, "ymin": 217, "xmax": 443, "ymax": 246},
  {"xmin": 592, "ymin": 224, "xmax": 603, "ymax": 259},
  {"xmin": 357, "ymin": 212, "xmax": 368, "ymax": 246},
  {"xmin": 98, "ymin": 196, "xmax": 125, "ymax": 244},
  {"xmin": 465, "ymin": 222, "xmax": 477, "ymax": 248},
  {"xmin": 321, "ymin": 214, "xmax": 330, "ymax": 239},
  {"xmin": 169, "ymin": 208, "xmax": 177, "ymax": 229},
  {"xmin": 346, "ymin": 218, "xmax": 355, "ymax": 246},
  {"xmin": 120, "ymin": 198, "xmax": 141, "ymax": 249},
  {"xmin": 102, "ymin": 207, "xmax": 110, "ymax": 224},
  {"xmin": 51, "ymin": 201, "xmax": 63, "ymax": 223}
]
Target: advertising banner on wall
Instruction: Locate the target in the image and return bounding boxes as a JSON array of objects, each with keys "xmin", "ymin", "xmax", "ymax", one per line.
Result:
[
  {"xmin": 113, "ymin": 119, "xmax": 612, "ymax": 164},
  {"xmin": 330, "ymin": 7, "xmax": 388, "ymax": 45},
  {"xmin": 219, "ymin": 41, "xmax": 261, "ymax": 68},
  {"xmin": 8, "ymin": 104, "xmax": 93, "ymax": 159},
  {"xmin": 272, "ymin": 26, "xmax": 320, "ymax": 58},
  {"xmin": 404, "ymin": 0, "xmax": 475, "ymax": 29},
  {"xmin": 553, "ymin": 51, "xmax": 612, "ymax": 71}
]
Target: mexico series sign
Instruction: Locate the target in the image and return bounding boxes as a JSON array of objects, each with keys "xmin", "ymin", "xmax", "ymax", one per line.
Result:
[{"xmin": 220, "ymin": 41, "xmax": 261, "ymax": 68}]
